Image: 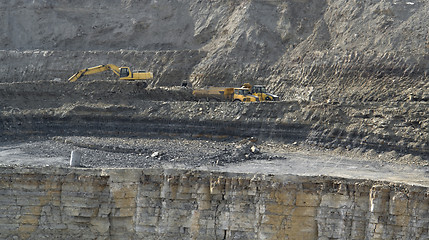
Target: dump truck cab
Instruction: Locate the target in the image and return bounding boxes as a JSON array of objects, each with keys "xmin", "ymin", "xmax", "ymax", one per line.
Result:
[
  {"xmin": 242, "ymin": 83, "xmax": 279, "ymax": 101},
  {"xmin": 233, "ymin": 88, "xmax": 259, "ymax": 102}
]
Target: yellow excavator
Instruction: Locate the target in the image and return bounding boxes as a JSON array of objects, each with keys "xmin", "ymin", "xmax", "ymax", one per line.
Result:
[{"xmin": 68, "ymin": 64, "xmax": 153, "ymax": 87}]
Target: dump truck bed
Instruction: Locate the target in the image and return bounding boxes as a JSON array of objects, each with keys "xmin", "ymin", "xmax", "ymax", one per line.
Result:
[{"xmin": 192, "ymin": 87, "xmax": 234, "ymax": 101}]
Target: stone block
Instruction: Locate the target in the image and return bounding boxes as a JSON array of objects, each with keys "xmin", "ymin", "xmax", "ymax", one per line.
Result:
[
  {"xmin": 320, "ymin": 219, "xmax": 348, "ymax": 239},
  {"xmin": 197, "ymin": 200, "xmax": 211, "ymax": 210},
  {"xmin": 90, "ymin": 217, "xmax": 110, "ymax": 234},
  {"xmin": 210, "ymin": 181, "xmax": 224, "ymax": 195},
  {"xmin": 247, "ymin": 182, "xmax": 258, "ymax": 196},
  {"xmin": 136, "ymin": 196, "xmax": 162, "ymax": 208},
  {"xmin": 160, "ymin": 184, "xmax": 180, "ymax": 199},
  {"xmin": 11, "ymin": 181, "xmax": 39, "ymax": 191},
  {"xmin": 318, "ymin": 207, "xmax": 352, "ymax": 220},
  {"xmin": 389, "ymin": 192, "xmax": 408, "ymax": 215},
  {"xmin": 173, "ymin": 192, "xmax": 192, "ymax": 200},
  {"xmin": 261, "ymin": 214, "xmax": 285, "ymax": 226},
  {"xmin": 287, "ymin": 216, "xmax": 317, "ymax": 240},
  {"xmin": 136, "ymin": 206, "xmax": 157, "ymax": 218},
  {"xmin": 200, "ymin": 228, "xmax": 217, "ymax": 239},
  {"xmin": 296, "ymin": 192, "xmax": 320, "ymax": 207},
  {"xmin": 137, "ymin": 216, "xmax": 159, "ymax": 226},
  {"xmin": 16, "ymin": 196, "xmax": 41, "ymax": 206},
  {"xmin": 264, "ymin": 204, "xmax": 294, "ymax": 216},
  {"xmin": 217, "ymin": 212, "xmax": 231, "ymax": 230},
  {"xmin": 139, "ymin": 182, "xmax": 161, "ymax": 192},
  {"xmin": 320, "ymin": 193, "xmax": 353, "ymax": 208},
  {"xmin": 61, "ymin": 183, "xmax": 86, "ymax": 192},
  {"xmin": 270, "ymin": 190, "xmax": 295, "ymax": 206},
  {"xmin": 63, "ymin": 206, "xmax": 97, "ymax": 217},
  {"xmin": 370, "ymin": 185, "xmax": 390, "ymax": 213},
  {"xmin": 0, "ymin": 223, "xmax": 20, "ymax": 231},
  {"xmin": 0, "ymin": 189, "xmax": 14, "ymax": 195},
  {"xmin": 112, "ymin": 197, "xmax": 135, "ymax": 208},
  {"xmin": 374, "ymin": 223, "xmax": 385, "ymax": 234},
  {"xmin": 61, "ymin": 196, "xmax": 101, "ymax": 208},
  {"xmin": 136, "ymin": 225, "xmax": 157, "ymax": 234},
  {"xmin": 138, "ymin": 190, "xmax": 161, "ymax": 198},
  {"xmin": 369, "ymin": 213, "xmax": 380, "ymax": 224},
  {"xmin": 293, "ymin": 206, "xmax": 317, "ymax": 217},
  {"xmin": 229, "ymin": 202, "xmax": 255, "ymax": 213},
  {"xmin": 230, "ymin": 230, "xmax": 256, "ymax": 239},
  {"xmin": 0, "ymin": 195, "xmax": 16, "ymax": 206},
  {"xmin": 178, "ymin": 184, "xmax": 197, "ymax": 194},
  {"xmin": 18, "ymin": 224, "xmax": 37, "ymax": 234},
  {"xmin": 98, "ymin": 203, "xmax": 112, "ymax": 216},
  {"xmin": 196, "ymin": 210, "xmax": 215, "ymax": 220},
  {"xmin": 229, "ymin": 212, "xmax": 255, "ymax": 230},
  {"xmin": 164, "ymin": 199, "xmax": 196, "ymax": 210},
  {"xmin": 19, "ymin": 214, "xmax": 40, "ymax": 225},
  {"xmin": 0, "ymin": 217, "xmax": 18, "ymax": 225},
  {"xmin": 394, "ymin": 215, "xmax": 411, "ymax": 227},
  {"xmin": 103, "ymin": 169, "xmax": 141, "ymax": 183},
  {"xmin": 354, "ymin": 194, "xmax": 370, "ymax": 206},
  {"xmin": 109, "ymin": 216, "xmax": 134, "ymax": 232},
  {"xmin": 196, "ymin": 184, "xmax": 210, "ymax": 194},
  {"xmin": 350, "ymin": 220, "xmax": 366, "ymax": 239},
  {"xmin": 198, "ymin": 219, "xmax": 215, "ymax": 229},
  {"xmin": 0, "ymin": 206, "xmax": 20, "ymax": 216},
  {"xmin": 111, "ymin": 207, "xmax": 136, "ymax": 217},
  {"xmin": 191, "ymin": 192, "xmax": 212, "ymax": 201},
  {"xmin": 259, "ymin": 223, "xmax": 280, "ymax": 234}
]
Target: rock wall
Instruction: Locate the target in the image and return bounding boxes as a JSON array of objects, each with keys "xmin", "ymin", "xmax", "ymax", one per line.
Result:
[
  {"xmin": 1, "ymin": 0, "xmax": 428, "ymax": 99},
  {"xmin": 1, "ymin": 166, "xmax": 428, "ymax": 239}
]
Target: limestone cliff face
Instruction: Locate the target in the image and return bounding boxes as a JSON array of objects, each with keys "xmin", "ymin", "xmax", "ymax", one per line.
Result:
[
  {"xmin": 0, "ymin": 167, "xmax": 428, "ymax": 239},
  {"xmin": 0, "ymin": 0, "xmax": 427, "ymax": 101}
]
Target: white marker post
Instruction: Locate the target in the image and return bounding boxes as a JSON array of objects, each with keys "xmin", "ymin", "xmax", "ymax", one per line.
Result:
[{"xmin": 70, "ymin": 150, "xmax": 81, "ymax": 167}]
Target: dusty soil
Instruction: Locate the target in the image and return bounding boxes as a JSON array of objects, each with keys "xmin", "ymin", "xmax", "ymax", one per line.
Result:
[{"xmin": 0, "ymin": 0, "xmax": 428, "ymax": 185}]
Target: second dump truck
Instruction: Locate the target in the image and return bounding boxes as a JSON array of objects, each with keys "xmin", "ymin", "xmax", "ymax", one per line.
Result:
[
  {"xmin": 242, "ymin": 83, "xmax": 279, "ymax": 101},
  {"xmin": 192, "ymin": 87, "xmax": 259, "ymax": 102}
]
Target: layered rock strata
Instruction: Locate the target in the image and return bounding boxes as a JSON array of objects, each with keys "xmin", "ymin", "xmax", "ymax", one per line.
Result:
[{"xmin": 0, "ymin": 167, "xmax": 428, "ymax": 239}]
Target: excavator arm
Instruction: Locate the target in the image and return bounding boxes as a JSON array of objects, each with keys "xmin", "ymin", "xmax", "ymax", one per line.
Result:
[{"xmin": 68, "ymin": 64, "xmax": 121, "ymax": 82}]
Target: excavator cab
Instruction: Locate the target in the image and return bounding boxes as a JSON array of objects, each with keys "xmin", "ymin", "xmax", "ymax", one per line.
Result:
[{"xmin": 119, "ymin": 67, "xmax": 131, "ymax": 78}]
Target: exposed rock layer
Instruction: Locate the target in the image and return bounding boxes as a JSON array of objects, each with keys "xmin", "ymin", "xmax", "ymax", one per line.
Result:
[{"xmin": 1, "ymin": 167, "xmax": 428, "ymax": 239}]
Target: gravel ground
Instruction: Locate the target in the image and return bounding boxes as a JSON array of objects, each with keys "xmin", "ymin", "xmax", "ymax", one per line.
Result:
[
  {"xmin": 1, "ymin": 136, "xmax": 428, "ymax": 187},
  {"xmin": 0, "ymin": 135, "xmax": 268, "ymax": 168}
]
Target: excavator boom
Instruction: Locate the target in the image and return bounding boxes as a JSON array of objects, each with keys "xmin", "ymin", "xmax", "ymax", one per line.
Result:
[{"xmin": 68, "ymin": 64, "xmax": 121, "ymax": 82}]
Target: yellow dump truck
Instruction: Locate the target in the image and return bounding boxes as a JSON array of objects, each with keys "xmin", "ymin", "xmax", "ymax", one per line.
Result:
[
  {"xmin": 193, "ymin": 87, "xmax": 259, "ymax": 102},
  {"xmin": 242, "ymin": 83, "xmax": 279, "ymax": 101}
]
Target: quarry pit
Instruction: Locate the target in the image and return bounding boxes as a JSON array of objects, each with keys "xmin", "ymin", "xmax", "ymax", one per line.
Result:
[{"xmin": 1, "ymin": 0, "xmax": 428, "ymax": 239}]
